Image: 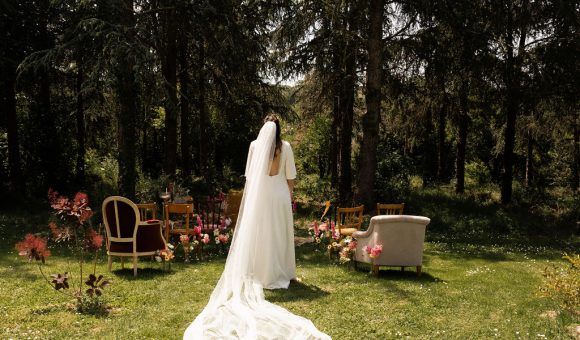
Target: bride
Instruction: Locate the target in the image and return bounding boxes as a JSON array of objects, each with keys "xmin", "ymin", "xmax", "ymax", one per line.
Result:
[{"xmin": 184, "ymin": 115, "xmax": 330, "ymax": 339}]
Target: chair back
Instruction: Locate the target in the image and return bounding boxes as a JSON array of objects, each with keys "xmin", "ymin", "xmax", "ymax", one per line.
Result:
[
  {"xmin": 358, "ymin": 215, "xmax": 430, "ymax": 266},
  {"xmin": 225, "ymin": 190, "xmax": 243, "ymax": 228},
  {"xmin": 102, "ymin": 196, "xmax": 140, "ymax": 241},
  {"xmin": 136, "ymin": 203, "xmax": 157, "ymax": 220},
  {"xmin": 165, "ymin": 203, "xmax": 194, "ymax": 236},
  {"xmin": 337, "ymin": 205, "xmax": 364, "ymax": 233},
  {"xmin": 376, "ymin": 203, "xmax": 405, "ymax": 216}
]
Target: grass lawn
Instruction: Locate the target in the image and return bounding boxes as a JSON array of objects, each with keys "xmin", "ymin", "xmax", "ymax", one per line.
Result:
[{"xmin": 0, "ymin": 193, "xmax": 578, "ymax": 339}]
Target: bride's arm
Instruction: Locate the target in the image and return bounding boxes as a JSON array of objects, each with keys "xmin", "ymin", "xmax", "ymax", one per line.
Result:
[{"xmin": 287, "ymin": 179, "xmax": 294, "ymax": 201}]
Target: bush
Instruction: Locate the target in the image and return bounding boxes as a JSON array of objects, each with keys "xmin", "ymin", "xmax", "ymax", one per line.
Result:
[
  {"xmin": 539, "ymin": 254, "xmax": 580, "ymax": 314},
  {"xmin": 465, "ymin": 160, "xmax": 491, "ymax": 187}
]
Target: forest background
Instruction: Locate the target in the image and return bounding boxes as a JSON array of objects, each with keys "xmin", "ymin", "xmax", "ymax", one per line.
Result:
[{"xmin": 0, "ymin": 0, "xmax": 578, "ymax": 239}]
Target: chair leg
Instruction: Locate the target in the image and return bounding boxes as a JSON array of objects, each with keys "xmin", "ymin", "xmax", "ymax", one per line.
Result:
[
  {"xmin": 121, "ymin": 257, "xmax": 125, "ymax": 269},
  {"xmin": 108, "ymin": 255, "xmax": 112, "ymax": 272},
  {"xmin": 416, "ymin": 265, "xmax": 422, "ymax": 277},
  {"xmin": 133, "ymin": 256, "xmax": 138, "ymax": 277},
  {"xmin": 401, "ymin": 266, "xmax": 405, "ymax": 272},
  {"xmin": 373, "ymin": 264, "xmax": 379, "ymax": 276}
]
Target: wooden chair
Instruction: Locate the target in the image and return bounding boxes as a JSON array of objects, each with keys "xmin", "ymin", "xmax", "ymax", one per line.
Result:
[
  {"xmin": 102, "ymin": 196, "xmax": 167, "ymax": 276},
  {"xmin": 376, "ymin": 203, "xmax": 405, "ymax": 216},
  {"xmin": 196, "ymin": 197, "xmax": 223, "ymax": 234},
  {"xmin": 164, "ymin": 203, "xmax": 194, "ymax": 241},
  {"xmin": 136, "ymin": 203, "xmax": 158, "ymax": 220},
  {"xmin": 336, "ymin": 205, "xmax": 364, "ymax": 237},
  {"xmin": 225, "ymin": 190, "xmax": 243, "ymax": 229}
]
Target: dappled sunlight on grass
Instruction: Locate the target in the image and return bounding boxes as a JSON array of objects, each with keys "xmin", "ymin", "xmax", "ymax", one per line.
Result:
[{"xmin": 0, "ymin": 204, "xmax": 578, "ymax": 339}]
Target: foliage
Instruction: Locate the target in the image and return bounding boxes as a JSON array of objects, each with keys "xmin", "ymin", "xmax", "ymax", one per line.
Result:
[
  {"xmin": 14, "ymin": 190, "xmax": 110, "ymax": 315},
  {"xmin": 539, "ymin": 254, "xmax": 580, "ymax": 314},
  {"xmin": 374, "ymin": 134, "xmax": 413, "ymax": 202}
]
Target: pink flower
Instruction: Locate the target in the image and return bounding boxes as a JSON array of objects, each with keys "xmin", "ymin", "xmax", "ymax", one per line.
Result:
[
  {"xmin": 348, "ymin": 240, "xmax": 357, "ymax": 250},
  {"xmin": 218, "ymin": 234, "xmax": 230, "ymax": 244},
  {"xmin": 197, "ymin": 215, "xmax": 203, "ymax": 228},
  {"xmin": 193, "ymin": 226, "xmax": 202, "ymax": 236},
  {"xmin": 313, "ymin": 221, "xmax": 319, "ymax": 236},
  {"xmin": 202, "ymin": 234, "xmax": 210, "ymax": 245},
  {"xmin": 179, "ymin": 234, "xmax": 190, "ymax": 245},
  {"xmin": 366, "ymin": 244, "xmax": 383, "ymax": 259}
]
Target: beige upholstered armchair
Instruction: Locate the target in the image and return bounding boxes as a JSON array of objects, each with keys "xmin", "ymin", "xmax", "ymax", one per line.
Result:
[{"xmin": 352, "ymin": 215, "xmax": 430, "ymax": 276}]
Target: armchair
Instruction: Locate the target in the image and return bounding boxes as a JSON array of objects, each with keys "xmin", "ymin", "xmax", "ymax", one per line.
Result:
[
  {"xmin": 102, "ymin": 196, "xmax": 167, "ymax": 276},
  {"xmin": 353, "ymin": 215, "xmax": 430, "ymax": 276}
]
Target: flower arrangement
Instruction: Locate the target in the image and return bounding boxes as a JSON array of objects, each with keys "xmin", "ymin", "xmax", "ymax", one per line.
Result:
[
  {"xmin": 326, "ymin": 236, "xmax": 357, "ymax": 264},
  {"xmin": 365, "ymin": 244, "xmax": 383, "ymax": 259},
  {"xmin": 15, "ymin": 189, "xmax": 110, "ymax": 315}
]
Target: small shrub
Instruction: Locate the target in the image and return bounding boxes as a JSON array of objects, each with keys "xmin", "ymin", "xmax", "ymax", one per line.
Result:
[
  {"xmin": 14, "ymin": 190, "xmax": 111, "ymax": 315},
  {"xmin": 539, "ymin": 254, "xmax": 580, "ymax": 314}
]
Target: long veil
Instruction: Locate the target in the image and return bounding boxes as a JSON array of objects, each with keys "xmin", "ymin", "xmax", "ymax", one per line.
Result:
[{"xmin": 184, "ymin": 122, "xmax": 330, "ymax": 339}]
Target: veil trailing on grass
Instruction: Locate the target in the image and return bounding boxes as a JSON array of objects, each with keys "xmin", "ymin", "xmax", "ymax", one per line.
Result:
[{"xmin": 184, "ymin": 122, "xmax": 330, "ymax": 339}]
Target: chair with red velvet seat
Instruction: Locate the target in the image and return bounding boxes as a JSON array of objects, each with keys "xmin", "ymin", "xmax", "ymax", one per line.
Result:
[{"xmin": 102, "ymin": 196, "xmax": 167, "ymax": 276}]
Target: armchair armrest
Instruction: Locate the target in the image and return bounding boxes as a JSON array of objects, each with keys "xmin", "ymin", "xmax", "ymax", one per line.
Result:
[
  {"xmin": 352, "ymin": 219, "xmax": 376, "ymax": 239},
  {"xmin": 135, "ymin": 221, "xmax": 166, "ymax": 251}
]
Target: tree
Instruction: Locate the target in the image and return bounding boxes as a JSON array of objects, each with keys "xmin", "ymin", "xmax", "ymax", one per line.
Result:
[{"xmin": 356, "ymin": 0, "xmax": 384, "ymax": 209}]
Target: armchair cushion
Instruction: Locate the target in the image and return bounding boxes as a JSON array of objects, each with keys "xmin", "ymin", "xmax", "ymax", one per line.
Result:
[{"xmin": 109, "ymin": 223, "xmax": 166, "ymax": 253}]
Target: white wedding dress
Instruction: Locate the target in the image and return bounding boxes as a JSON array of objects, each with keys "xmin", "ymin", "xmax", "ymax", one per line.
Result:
[{"xmin": 184, "ymin": 122, "xmax": 330, "ymax": 339}]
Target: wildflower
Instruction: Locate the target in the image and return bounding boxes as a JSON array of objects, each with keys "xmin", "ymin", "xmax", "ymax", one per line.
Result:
[
  {"xmin": 213, "ymin": 228, "xmax": 220, "ymax": 236},
  {"xmin": 15, "ymin": 234, "xmax": 51, "ymax": 263},
  {"xmin": 180, "ymin": 234, "xmax": 190, "ymax": 245},
  {"xmin": 50, "ymin": 273, "xmax": 69, "ymax": 290},
  {"xmin": 48, "ymin": 222, "xmax": 72, "ymax": 242},
  {"xmin": 348, "ymin": 240, "xmax": 357, "ymax": 250},
  {"xmin": 193, "ymin": 226, "xmax": 202, "ymax": 236},
  {"xmin": 84, "ymin": 228, "xmax": 104, "ymax": 251},
  {"xmin": 218, "ymin": 234, "xmax": 230, "ymax": 244},
  {"xmin": 202, "ymin": 234, "xmax": 210, "ymax": 245}
]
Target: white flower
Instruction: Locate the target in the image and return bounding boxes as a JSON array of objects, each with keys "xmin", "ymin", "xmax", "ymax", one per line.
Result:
[
  {"xmin": 155, "ymin": 256, "xmax": 162, "ymax": 263},
  {"xmin": 167, "ymin": 243, "xmax": 175, "ymax": 250},
  {"xmin": 215, "ymin": 237, "xmax": 220, "ymax": 244},
  {"xmin": 213, "ymin": 229, "xmax": 220, "ymax": 236},
  {"xmin": 225, "ymin": 218, "xmax": 232, "ymax": 227}
]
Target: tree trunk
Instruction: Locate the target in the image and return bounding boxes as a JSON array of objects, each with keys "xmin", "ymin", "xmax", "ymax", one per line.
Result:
[
  {"xmin": 197, "ymin": 38, "xmax": 208, "ymax": 176},
  {"xmin": 39, "ymin": 67, "xmax": 58, "ymax": 188},
  {"xmin": 75, "ymin": 59, "xmax": 86, "ymax": 187},
  {"xmin": 116, "ymin": 0, "xmax": 137, "ymax": 199},
  {"xmin": 455, "ymin": 82, "xmax": 468, "ymax": 194},
  {"xmin": 573, "ymin": 112, "xmax": 579, "ymax": 191},
  {"xmin": 338, "ymin": 3, "xmax": 360, "ymax": 204},
  {"xmin": 162, "ymin": 3, "xmax": 178, "ymax": 178},
  {"xmin": 178, "ymin": 28, "xmax": 192, "ymax": 180},
  {"xmin": 437, "ymin": 98, "xmax": 447, "ymax": 180},
  {"xmin": 524, "ymin": 129, "xmax": 533, "ymax": 188},
  {"xmin": 2, "ymin": 66, "xmax": 23, "ymax": 193},
  {"xmin": 501, "ymin": 0, "xmax": 527, "ymax": 204},
  {"xmin": 356, "ymin": 0, "xmax": 383, "ymax": 209}
]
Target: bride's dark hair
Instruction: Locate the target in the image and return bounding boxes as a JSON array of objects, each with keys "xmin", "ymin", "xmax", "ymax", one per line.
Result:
[{"xmin": 264, "ymin": 114, "xmax": 282, "ymax": 152}]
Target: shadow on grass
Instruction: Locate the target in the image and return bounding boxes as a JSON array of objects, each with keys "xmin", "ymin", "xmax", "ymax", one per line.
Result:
[
  {"xmin": 352, "ymin": 263, "xmax": 440, "ymax": 283},
  {"xmin": 265, "ymin": 280, "xmax": 329, "ymax": 303},
  {"xmin": 111, "ymin": 267, "xmax": 176, "ymax": 280}
]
